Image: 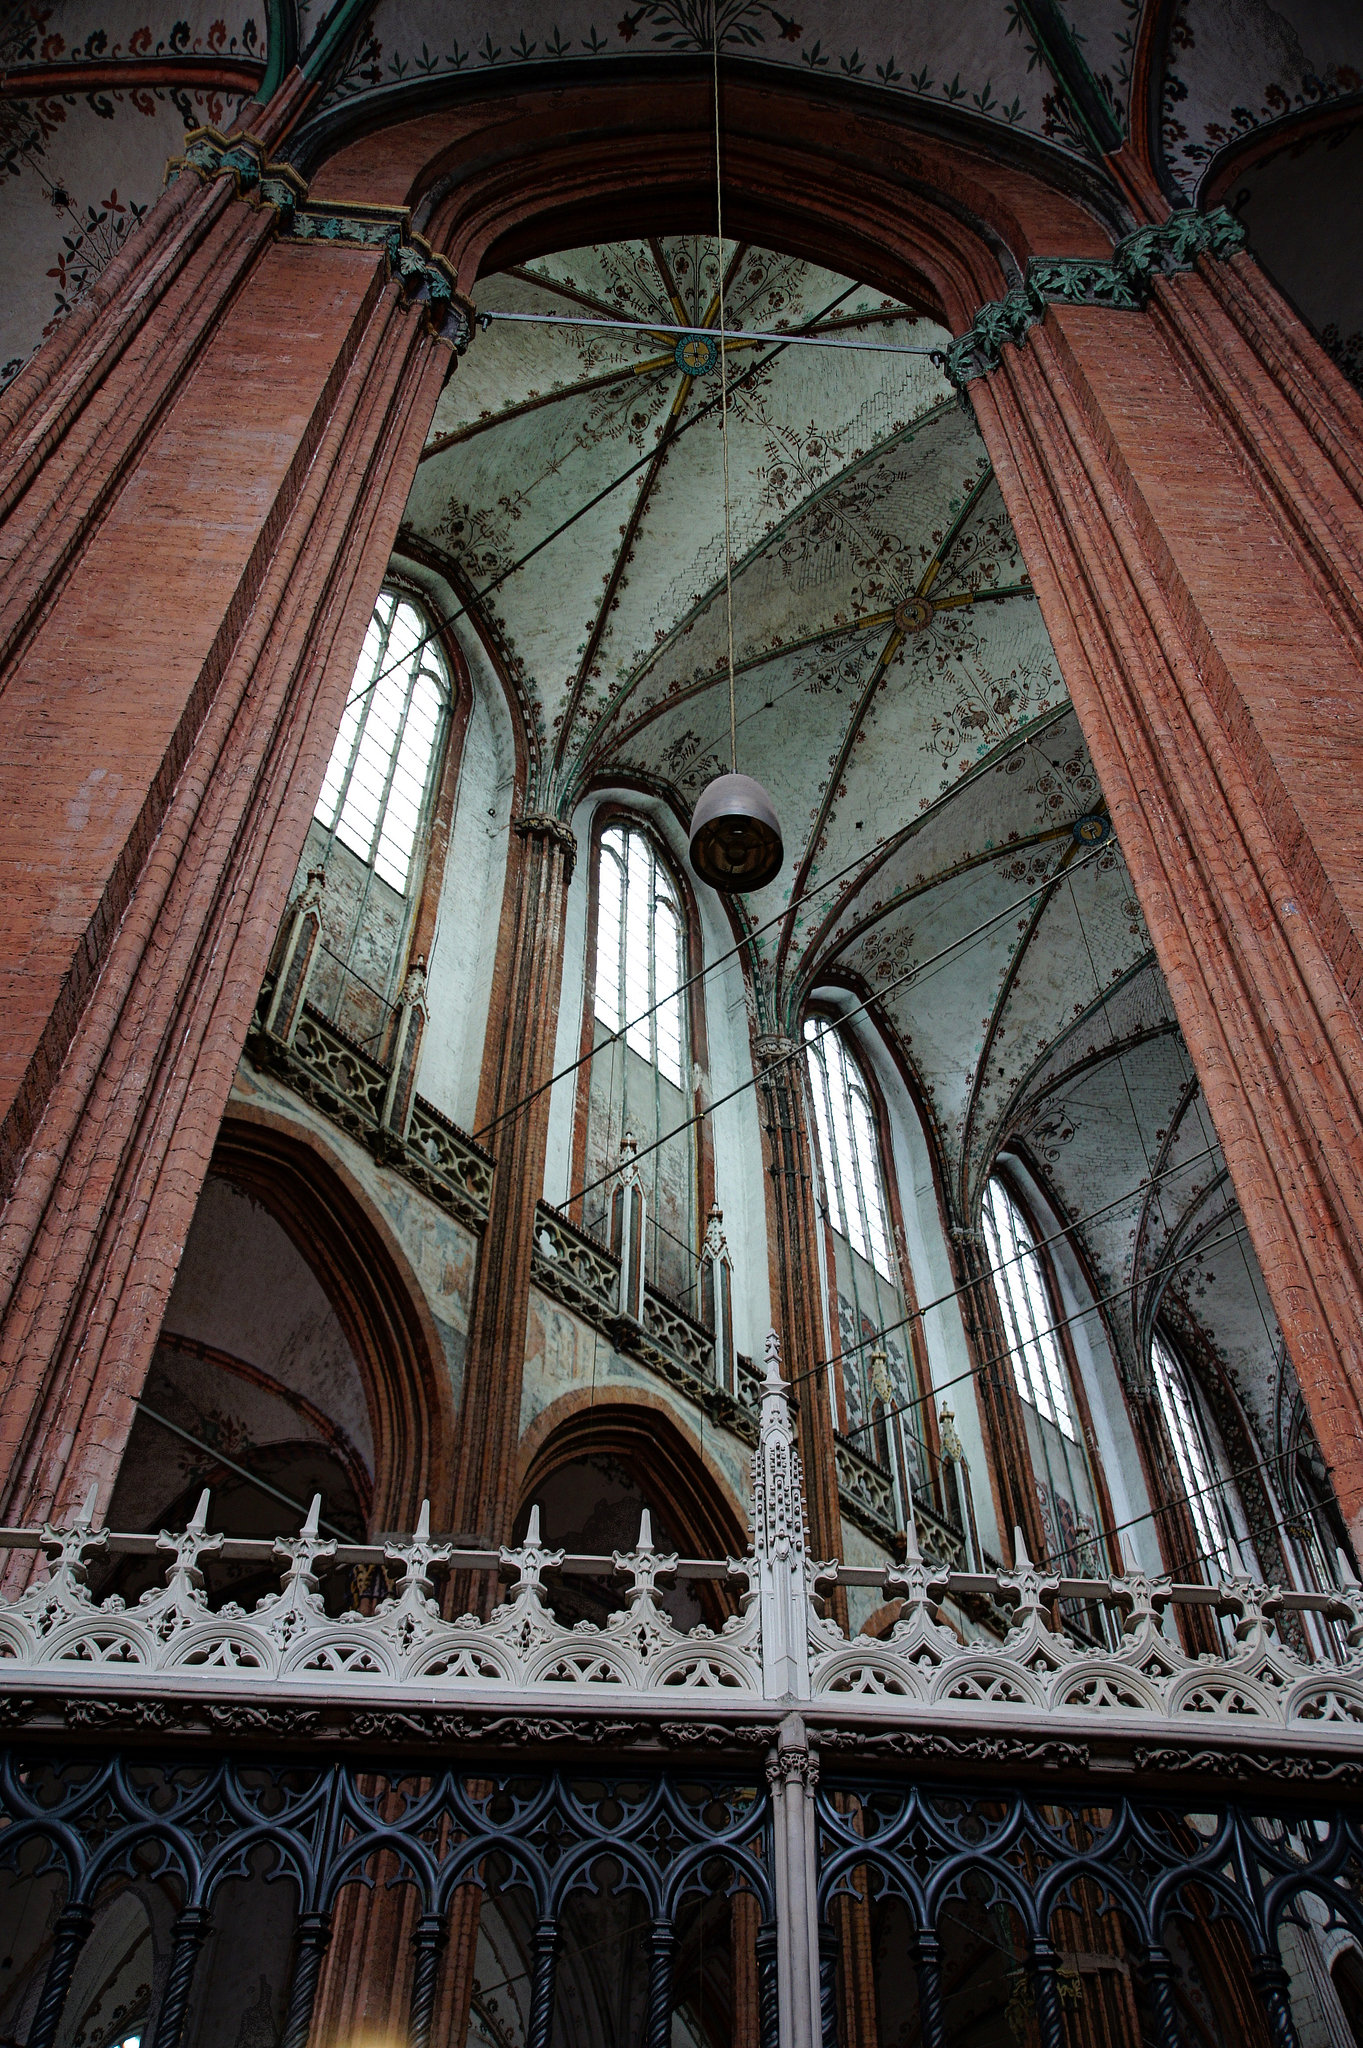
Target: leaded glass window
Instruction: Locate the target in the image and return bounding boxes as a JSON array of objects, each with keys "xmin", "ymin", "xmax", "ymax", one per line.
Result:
[
  {"xmin": 315, "ymin": 590, "xmax": 450, "ymax": 897},
  {"xmin": 803, "ymin": 1017, "xmax": 929, "ymax": 1507},
  {"xmin": 804, "ymin": 1020, "xmax": 894, "ymax": 1281},
  {"xmin": 1150, "ymin": 1329, "xmax": 1237, "ymax": 1578},
  {"xmin": 982, "ymin": 1176, "xmax": 1077, "ymax": 1440},
  {"xmin": 594, "ymin": 825, "xmax": 685, "ymax": 1086}
]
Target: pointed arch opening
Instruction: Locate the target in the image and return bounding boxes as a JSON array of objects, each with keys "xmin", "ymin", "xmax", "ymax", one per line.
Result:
[{"xmin": 109, "ymin": 1113, "xmax": 454, "ymax": 1572}]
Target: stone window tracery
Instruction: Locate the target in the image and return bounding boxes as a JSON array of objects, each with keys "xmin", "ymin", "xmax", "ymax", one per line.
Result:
[
  {"xmin": 314, "ymin": 589, "xmax": 450, "ymax": 897},
  {"xmin": 804, "ymin": 1019, "xmax": 893, "ymax": 1281},
  {"xmin": 580, "ymin": 820, "xmax": 698, "ymax": 1307},
  {"xmin": 804, "ymin": 1016, "xmax": 929, "ymax": 1513},
  {"xmin": 982, "ymin": 1175, "xmax": 1077, "ymax": 1441},
  {"xmin": 594, "ymin": 824, "xmax": 685, "ymax": 1087},
  {"xmin": 1150, "ymin": 1327, "xmax": 1239, "ymax": 1579},
  {"xmin": 983, "ymin": 1173, "xmax": 1112, "ymax": 1595}
]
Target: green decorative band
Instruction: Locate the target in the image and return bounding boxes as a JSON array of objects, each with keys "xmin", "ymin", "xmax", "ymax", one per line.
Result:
[
  {"xmin": 166, "ymin": 129, "xmax": 473, "ymax": 351},
  {"xmin": 946, "ymin": 207, "xmax": 1247, "ymax": 387},
  {"xmin": 289, "ymin": 206, "xmax": 474, "ymax": 350}
]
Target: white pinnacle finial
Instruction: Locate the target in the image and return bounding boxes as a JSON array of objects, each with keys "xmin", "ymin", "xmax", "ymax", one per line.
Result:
[
  {"xmin": 301, "ymin": 1494, "xmax": 320, "ymax": 1537},
  {"xmin": 77, "ymin": 1483, "xmax": 99, "ymax": 1528},
  {"xmin": 902, "ymin": 1510, "xmax": 922, "ymax": 1568},
  {"xmin": 638, "ymin": 1508, "xmax": 653, "ymax": 1549},
  {"xmin": 1012, "ymin": 1526, "xmax": 1033, "ymax": 1572},
  {"xmin": 189, "ymin": 1489, "xmax": 211, "ymax": 1534},
  {"xmin": 763, "ymin": 1329, "xmax": 783, "ymax": 1387},
  {"xmin": 526, "ymin": 1504, "xmax": 542, "ymax": 1545},
  {"xmin": 415, "ymin": 1499, "xmax": 431, "ymax": 1540}
]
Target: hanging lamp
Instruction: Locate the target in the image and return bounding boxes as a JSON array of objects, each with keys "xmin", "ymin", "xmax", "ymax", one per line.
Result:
[
  {"xmin": 689, "ymin": 772, "xmax": 784, "ymax": 890},
  {"xmin": 688, "ymin": 9, "xmax": 784, "ymax": 896}
]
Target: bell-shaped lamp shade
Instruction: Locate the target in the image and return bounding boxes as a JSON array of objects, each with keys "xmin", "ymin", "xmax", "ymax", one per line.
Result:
[{"xmin": 689, "ymin": 773, "xmax": 784, "ymax": 892}]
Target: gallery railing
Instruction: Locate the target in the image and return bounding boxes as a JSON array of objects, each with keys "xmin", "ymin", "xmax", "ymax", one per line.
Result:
[
  {"xmin": 2, "ymin": 1337, "xmax": 1361, "ymax": 1735},
  {"xmin": 2, "ymin": 1338, "xmax": 1363, "ymax": 2042}
]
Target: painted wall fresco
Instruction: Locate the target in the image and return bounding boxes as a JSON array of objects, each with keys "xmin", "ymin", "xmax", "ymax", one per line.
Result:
[
  {"xmin": 315, "ymin": 0, "xmax": 1053, "ymax": 151},
  {"xmin": 0, "ymin": 78, "xmax": 248, "ymax": 389},
  {"xmin": 293, "ymin": 816, "xmax": 414, "ymax": 1049},
  {"xmin": 229, "ymin": 1055, "xmax": 478, "ymax": 1402},
  {"xmin": 1160, "ymin": 0, "xmax": 1363, "ymax": 197},
  {"xmin": 521, "ymin": 1286, "xmax": 752, "ymax": 1514}
]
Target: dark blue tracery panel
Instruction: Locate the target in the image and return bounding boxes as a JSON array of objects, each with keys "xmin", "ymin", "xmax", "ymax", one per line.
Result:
[
  {"xmin": 0, "ymin": 1752, "xmax": 777, "ymax": 2048},
  {"xmin": 817, "ymin": 1775, "xmax": 1363, "ymax": 2048}
]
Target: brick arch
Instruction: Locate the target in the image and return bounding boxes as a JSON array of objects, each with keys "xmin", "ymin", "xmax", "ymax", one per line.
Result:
[
  {"xmin": 299, "ymin": 71, "xmax": 1124, "ymax": 327},
  {"xmin": 210, "ymin": 1107, "xmax": 456, "ymax": 1532},
  {"xmin": 516, "ymin": 1389, "xmax": 747, "ymax": 1562}
]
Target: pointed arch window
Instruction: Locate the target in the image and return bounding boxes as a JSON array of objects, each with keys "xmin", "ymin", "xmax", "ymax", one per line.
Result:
[
  {"xmin": 803, "ymin": 1016, "xmax": 933, "ymax": 1524},
  {"xmin": 315, "ymin": 589, "xmax": 451, "ymax": 898},
  {"xmin": 594, "ymin": 825, "xmax": 685, "ymax": 1087},
  {"xmin": 804, "ymin": 1019, "xmax": 894, "ymax": 1281},
  {"xmin": 580, "ymin": 820, "xmax": 697, "ymax": 1308},
  {"xmin": 982, "ymin": 1172, "xmax": 1117, "ymax": 1611},
  {"xmin": 1149, "ymin": 1329, "xmax": 1238, "ymax": 1579},
  {"xmin": 982, "ymin": 1176, "xmax": 1077, "ymax": 1441}
]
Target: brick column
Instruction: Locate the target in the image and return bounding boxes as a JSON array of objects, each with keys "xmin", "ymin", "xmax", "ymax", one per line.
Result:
[
  {"xmin": 452, "ymin": 816, "xmax": 576, "ymax": 1565},
  {"xmin": 1150, "ymin": 251, "xmax": 1363, "ymax": 662},
  {"xmin": 751, "ymin": 1038, "xmax": 843, "ymax": 1583},
  {"xmin": 0, "ymin": 75, "xmax": 313, "ymax": 744},
  {"xmin": 965, "ymin": 266, "xmax": 1363, "ymax": 1550},
  {"xmin": 0, "ymin": 128, "xmax": 456, "ymax": 1525}
]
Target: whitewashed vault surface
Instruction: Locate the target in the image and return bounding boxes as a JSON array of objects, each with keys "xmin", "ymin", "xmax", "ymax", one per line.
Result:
[{"xmin": 408, "ymin": 234, "xmax": 1275, "ymax": 1435}]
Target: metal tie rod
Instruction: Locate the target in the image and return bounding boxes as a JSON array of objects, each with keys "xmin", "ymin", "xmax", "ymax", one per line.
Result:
[{"xmin": 475, "ymin": 307, "xmax": 946, "ymax": 359}]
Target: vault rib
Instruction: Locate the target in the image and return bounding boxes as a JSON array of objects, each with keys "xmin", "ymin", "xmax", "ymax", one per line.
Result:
[
  {"xmin": 988, "ymin": 951, "xmax": 1165, "ymax": 1160},
  {"xmin": 774, "ymin": 463, "xmax": 998, "ymax": 991},
  {"xmin": 550, "ymin": 246, "xmax": 751, "ymax": 787},
  {"xmin": 420, "ymin": 362, "xmax": 667, "ymax": 461},
  {"xmin": 957, "ymin": 839, "xmax": 1079, "ymax": 1216}
]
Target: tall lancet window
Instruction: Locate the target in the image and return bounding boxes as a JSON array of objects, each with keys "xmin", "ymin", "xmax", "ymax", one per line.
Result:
[
  {"xmin": 982, "ymin": 1174, "xmax": 1110, "ymax": 1595},
  {"xmin": 805, "ymin": 1021, "xmax": 894, "ymax": 1281},
  {"xmin": 299, "ymin": 588, "xmax": 452, "ymax": 1045},
  {"xmin": 315, "ymin": 590, "xmax": 449, "ymax": 895},
  {"xmin": 594, "ymin": 826, "xmax": 685, "ymax": 1087},
  {"xmin": 804, "ymin": 1017, "xmax": 928, "ymax": 1522},
  {"xmin": 1149, "ymin": 1329, "xmax": 1241, "ymax": 1580},
  {"xmin": 581, "ymin": 822, "xmax": 696, "ymax": 1308}
]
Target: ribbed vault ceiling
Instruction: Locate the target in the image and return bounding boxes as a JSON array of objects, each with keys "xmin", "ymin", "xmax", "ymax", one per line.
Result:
[{"xmin": 410, "ymin": 232, "xmax": 1281, "ymax": 1444}]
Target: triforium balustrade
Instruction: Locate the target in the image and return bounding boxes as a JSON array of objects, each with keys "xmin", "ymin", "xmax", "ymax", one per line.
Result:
[{"xmin": 1, "ymin": 1339, "xmax": 1363, "ymax": 2044}]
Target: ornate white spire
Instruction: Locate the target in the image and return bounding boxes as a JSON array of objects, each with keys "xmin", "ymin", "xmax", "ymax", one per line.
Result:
[{"xmin": 750, "ymin": 1330, "xmax": 813, "ymax": 1699}]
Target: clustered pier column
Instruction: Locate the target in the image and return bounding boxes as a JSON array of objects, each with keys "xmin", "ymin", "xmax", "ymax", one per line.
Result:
[
  {"xmin": 751, "ymin": 1035, "xmax": 843, "ymax": 1573},
  {"xmin": 452, "ymin": 815, "xmax": 577, "ymax": 1585},
  {"xmin": 0, "ymin": 70, "xmax": 463, "ymax": 1535},
  {"xmin": 959, "ymin": 224, "xmax": 1363, "ymax": 1554}
]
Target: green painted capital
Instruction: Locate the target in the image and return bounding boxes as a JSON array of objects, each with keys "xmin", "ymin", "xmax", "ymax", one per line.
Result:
[
  {"xmin": 165, "ymin": 131, "xmax": 473, "ymax": 350},
  {"xmin": 947, "ymin": 207, "xmax": 1248, "ymax": 387},
  {"xmin": 167, "ymin": 127, "xmax": 307, "ymax": 220}
]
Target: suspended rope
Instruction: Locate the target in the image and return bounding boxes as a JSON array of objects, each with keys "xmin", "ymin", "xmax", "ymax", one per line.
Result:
[{"xmin": 713, "ymin": 9, "xmax": 738, "ymax": 776}]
